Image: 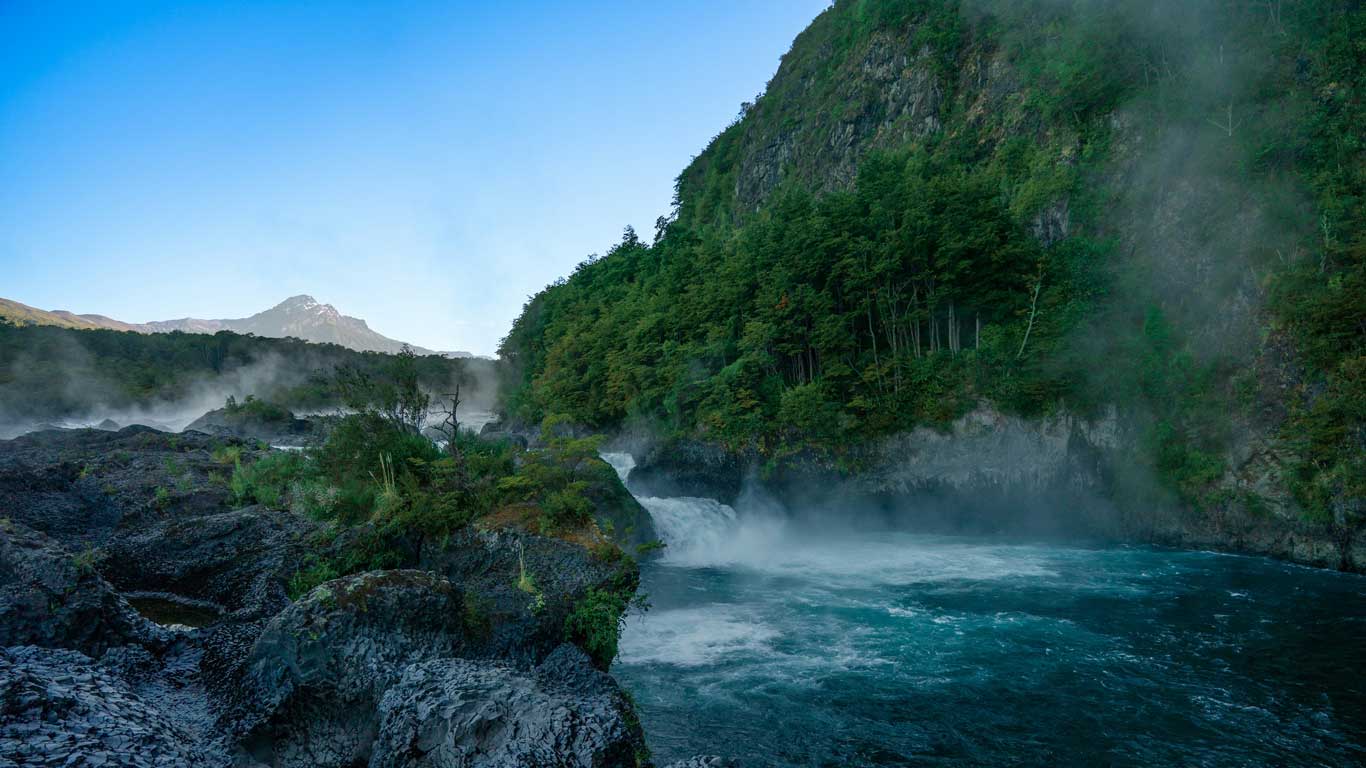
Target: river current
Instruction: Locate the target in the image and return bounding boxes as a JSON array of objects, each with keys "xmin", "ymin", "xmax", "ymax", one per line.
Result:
[{"xmin": 599, "ymin": 454, "xmax": 1366, "ymax": 767}]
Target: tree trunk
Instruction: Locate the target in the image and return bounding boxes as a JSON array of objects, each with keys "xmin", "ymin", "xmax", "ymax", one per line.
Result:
[{"xmin": 1017, "ymin": 273, "xmax": 1044, "ymax": 359}]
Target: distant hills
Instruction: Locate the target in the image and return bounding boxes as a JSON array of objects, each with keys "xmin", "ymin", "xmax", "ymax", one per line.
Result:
[{"xmin": 0, "ymin": 295, "xmax": 478, "ymax": 357}]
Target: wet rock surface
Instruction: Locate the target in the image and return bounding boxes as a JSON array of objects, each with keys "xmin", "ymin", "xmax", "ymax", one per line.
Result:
[
  {"xmin": 623, "ymin": 404, "xmax": 1362, "ymax": 571},
  {"xmin": 0, "ymin": 426, "xmax": 694, "ymax": 767}
]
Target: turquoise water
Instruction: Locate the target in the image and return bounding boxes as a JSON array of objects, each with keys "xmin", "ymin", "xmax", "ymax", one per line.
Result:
[{"xmin": 614, "ymin": 511, "xmax": 1366, "ymax": 766}]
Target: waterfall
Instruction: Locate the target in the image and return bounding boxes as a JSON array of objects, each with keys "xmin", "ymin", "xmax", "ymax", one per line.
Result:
[
  {"xmin": 600, "ymin": 452, "xmax": 636, "ymax": 483},
  {"xmin": 637, "ymin": 496, "xmax": 744, "ymax": 566},
  {"xmin": 600, "ymin": 450, "xmax": 784, "ymax": 568}
]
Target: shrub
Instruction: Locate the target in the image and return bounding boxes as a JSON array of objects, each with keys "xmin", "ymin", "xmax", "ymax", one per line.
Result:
[
  {"xmin": 541, "ymin": 483, "xmax": 594, "ymax": 532},
  {"xmin": 564, "ymin": 587, "xmax": 630, "ymax": 670},
  {"xmin": 211, "ymin": 444, "xmax": 243, "ymax": 466},
  {"xmin": 287, "ymin": 557, "xmax": 340, "ymax": 599},
  {"xmin": 224, "ymin": 394, "xmax": 292, "ymax": 424},
  {"xmin": 230, "ymin": 451, "xmax": 307, "ymax": 508}
]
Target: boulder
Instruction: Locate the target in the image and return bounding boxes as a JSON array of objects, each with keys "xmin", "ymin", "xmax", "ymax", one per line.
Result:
[
  {"xmin": 420, "ymin": 530, "xmax": 638, "ymax": 666},
  {"xmin": 370, "ymin": 646, "xmax": 646, "ymax": 768},
  {"xmin": 234, "ymin": 571, "xmax": 480, "ymax": 766}
]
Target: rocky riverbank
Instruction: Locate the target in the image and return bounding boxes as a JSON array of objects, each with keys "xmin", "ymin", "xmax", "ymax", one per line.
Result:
[
  {"xmin": 613, "ymin": 404, "xmax": 1363, "ymax": 573},
  {"xmin": 0, "ymin": 426, "xmax": 720, "ymax": 767}
]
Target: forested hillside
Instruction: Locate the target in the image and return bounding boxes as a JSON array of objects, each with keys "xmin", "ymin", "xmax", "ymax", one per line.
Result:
[
  {"xmin": 0, "ymin": 323, "xmax": 487, "ymax": 423},
  {"xmin": 500, "ymin": 0, "xmax": 1363, "ymax": 528}
]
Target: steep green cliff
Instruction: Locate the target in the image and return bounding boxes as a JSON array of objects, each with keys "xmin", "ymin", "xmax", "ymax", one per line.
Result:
[{"xmin": 500, "ymin": 0, "xmax": 1363, "ymax": 547}]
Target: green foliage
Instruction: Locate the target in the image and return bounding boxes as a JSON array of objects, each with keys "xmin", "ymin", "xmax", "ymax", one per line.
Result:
[
  {"xmin": 334, "ymin": 345, "xmax": 432, "ymax": 435},
  {"xmin": 503, "ymin": 141, "xmax": 1084, "ymax": 453},
  {"xmin": 230, "ymin": 451, "xmax": 307, "ymax": 509},
  {"xmin": 211, "ymin": 444, "xmax": 243, "ymax": 466},
  {"xmin": 276, "ymin": 378, "xmax": 626, "ymax": 601},
  {"xmin": 1264, "ymin": 0, "xmax": 1366, "ymax": 526},
  {"xmin": 0, "ymin": 324, "xmax": 476, "ymax": 423},
  {"xmin": 516, "ymin": 548, "xmax": 546, "ymax": 614},
  {"xmin": 223, "ymin": 394, "xmax": 291, "ymax": 424},
  {"xmin": 500, "ymin": 0, "xmax": 1364, "ymax": 527},
  {"xmin": 563, "ymin": 587, "xmax": 630, "ymax": 670},
  {"xmin": 70, "ymin": 544, "xmax": 100, "ymax": 575},
  {"xmin": 287, "ymin": 557, "xmax": 339, "ymax": 599}
]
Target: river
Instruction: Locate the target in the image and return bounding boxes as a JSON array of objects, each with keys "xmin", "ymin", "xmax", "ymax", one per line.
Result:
[{"xmin": 600, "ymin": 454, "xmax": 1366, "ymax": 767}]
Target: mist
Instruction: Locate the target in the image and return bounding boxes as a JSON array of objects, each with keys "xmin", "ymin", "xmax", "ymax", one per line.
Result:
[{"xmin": 0, "ymin": 327, "xmax": 501, "ymax": 440}]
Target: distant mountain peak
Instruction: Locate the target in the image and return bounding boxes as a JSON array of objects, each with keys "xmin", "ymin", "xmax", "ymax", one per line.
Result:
[
  {"xmin": 272, "ymin": 294, "xmax": 343, "ymax": 322},
  {"xmin": 1, "ymin": 294, "xmax": 449, "ymax": 356}
]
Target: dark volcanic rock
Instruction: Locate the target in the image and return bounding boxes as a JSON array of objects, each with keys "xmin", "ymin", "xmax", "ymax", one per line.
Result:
[
  {"xmin": 99, "ymin": 505, "xmax": 316, "ymax": 620},
  {"xmin": 628, "ymin": 439, "xmax": 747, "ymax": 505},
  {"xmin": 420, "ymin": 529, "xmax": 638, "ymax": 667},
  {"xmin": 0, "ymin": 521, "xmax": 163, "ymax": 656},
  {"xmin": 581, "ymin": 457, "xmax": 658, "ymax": 552},
  {"xmin": 184, "ymin": 406, "xmax": 321, "ymax": 447},
  {"xmin": 0, "ymin": 426, "xmax": 248, "ymax": 546},
  {"xmin": 0, "ymin": 645, "xmax": 225, "ymax": 767},
  {"xmin": 370, "ymin": 645, "xmax": 646, "ymax": 768},
  {"xmin": 234, "ymin": 570, "xmax": 647, "ymax": 768},
  {"xmin": 0, "ymin": 427, "xmax": 656, "ymax": 768},
  {"xmin": 234, "ymin": 570, "xmax": 478, "ymax": 764}
]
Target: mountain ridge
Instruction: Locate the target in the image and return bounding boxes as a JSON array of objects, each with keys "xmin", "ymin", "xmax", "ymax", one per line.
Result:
[{"xmin": 0, "ymin": 295, "xmax": 478, "ymax": 358}]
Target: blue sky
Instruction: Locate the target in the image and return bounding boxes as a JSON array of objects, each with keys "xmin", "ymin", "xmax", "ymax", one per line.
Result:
[{"xmin": 0, "ymin": 0, "xmax": 829, "ymax": 354}]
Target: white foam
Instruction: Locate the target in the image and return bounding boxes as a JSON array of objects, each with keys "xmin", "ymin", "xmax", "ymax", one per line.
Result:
[
  {"xmin": 638, "ymin": 496, "xmax": 792, "ymax": 568},
  {"xmin": 618, "ymin": 605, "xmax": 778, "ymax": 667},
  {"xmin": 640, "ymin": 499, "xmax": 1055, "ymax": 587},
  {"xmin": 599, "ymin": 452, "xmax": 636, "ymax": 483}
]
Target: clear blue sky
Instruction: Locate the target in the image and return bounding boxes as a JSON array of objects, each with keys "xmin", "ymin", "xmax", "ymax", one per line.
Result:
[{"xmin": 0, "ymin": 0, "xmax": 829, "ymax": 354}]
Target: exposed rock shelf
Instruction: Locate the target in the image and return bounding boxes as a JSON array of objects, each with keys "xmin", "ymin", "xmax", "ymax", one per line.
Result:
[{"xmin": 0, "ymin": 427, "xmax": 718, "ymax": 767}]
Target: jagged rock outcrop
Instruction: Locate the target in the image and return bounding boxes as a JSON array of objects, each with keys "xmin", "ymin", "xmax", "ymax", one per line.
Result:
[
  {"xmin": 0, "ymin": 426, "xmax": 250, "ymax": 546},
  {"xmin": 233, "ymin": 570, "xmax": 481, "ymax": 764},
  {"xmin": 0, "ymin": 645, "xmax": 226, "ymax": 767},
  {"xmin": 184, "ymin": 406, "xmax": 321, "ymax": 447},
  {"xmin": 626, "ymin": 439, "xmax": 748, "ymax": 506},
  {"xmin": 0, "ymin": 427, "xmax": 666, "ymax": 767},
  {"xmin": 370, "ymin": 646, "xmax": 645, "ymax": 768},
  {"xmin": 420, "ymin": 529, "xmax": 639, "ymax": 666},
  {"xmin": 98, "ymin": 505, "xmax": 314, "ymax": 620},
  {"xmin": 233, "ymin": 569, "xmax": 648, "ymax": 767},
  {"xmin": 0, "ymin": 521, "xmax": 164, "ymax": 657}
]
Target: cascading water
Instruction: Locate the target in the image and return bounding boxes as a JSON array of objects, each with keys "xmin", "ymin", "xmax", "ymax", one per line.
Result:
[
  {"xmin": 603, "ymin": 451, "xmax": 1366, "ymax": 767},
  {"xmin": 636, "ymin": 496, "xmax": 741, "ymax": 567}
]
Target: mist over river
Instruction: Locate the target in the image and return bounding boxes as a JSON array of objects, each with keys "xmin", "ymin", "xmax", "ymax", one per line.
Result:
[{"xmin": 600, "ymin": 456, "xmax": 1366, "ymax": 767}]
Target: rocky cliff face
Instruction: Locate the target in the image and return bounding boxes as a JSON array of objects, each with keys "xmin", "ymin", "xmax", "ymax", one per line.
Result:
[
  {"xmin": 623, "ymin": 402, "xmax": 1362, "ymax": 572},
  {"xmin": 676, "ymin": 5, "xmax": 1031, "ymax": 226},
  {"xmin": 0, "ymin": 427, "xmax": 713, "ymax": 766}
]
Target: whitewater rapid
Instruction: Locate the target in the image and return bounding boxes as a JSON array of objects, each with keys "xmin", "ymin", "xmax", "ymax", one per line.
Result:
[{"xmin": 600, "ymin": 451, "xmax": 1366, "ymax": 767}]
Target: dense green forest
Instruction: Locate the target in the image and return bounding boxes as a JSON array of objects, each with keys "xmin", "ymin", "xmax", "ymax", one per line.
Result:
[
  {"xmin": 0, "ymin": 323, "xmax": 485, "ymax": 421},
  {"xmin": 500, "ymin": 0, "xmax": 1363, "ymax": 524}
]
